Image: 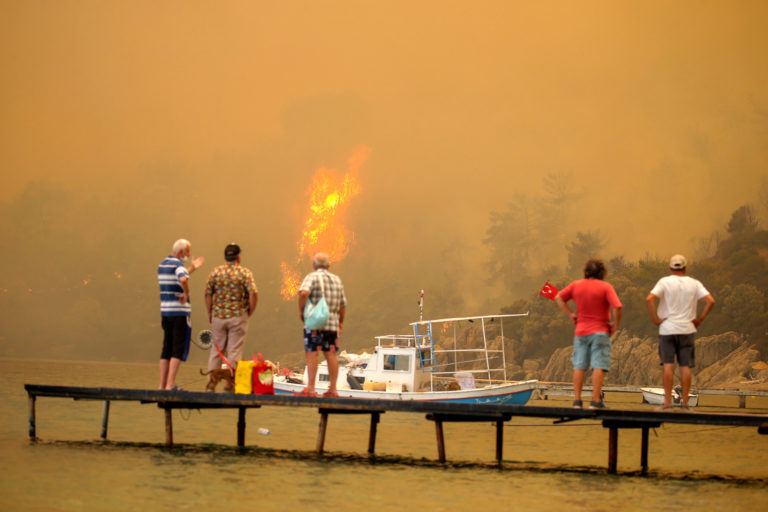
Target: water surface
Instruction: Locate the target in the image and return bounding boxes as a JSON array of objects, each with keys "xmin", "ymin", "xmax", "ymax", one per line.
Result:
[{"xmin": 2, "ymin": 359, "xmax": 766, "ymax": 511}]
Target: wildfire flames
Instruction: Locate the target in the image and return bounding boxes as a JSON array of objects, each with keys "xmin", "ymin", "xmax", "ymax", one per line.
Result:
[{"xmin": 280, "ymin": 146, "xmax": 371, "ymax": 300}]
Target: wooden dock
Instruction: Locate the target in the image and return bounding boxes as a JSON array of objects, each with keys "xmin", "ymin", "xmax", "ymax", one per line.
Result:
[
  {"xmin": 25, "ymin": 384, "xmax": 768, "ymax": 475},
  {"xmin": 534, "ymin": 382, "xmax": 768, "ymax": 408}
]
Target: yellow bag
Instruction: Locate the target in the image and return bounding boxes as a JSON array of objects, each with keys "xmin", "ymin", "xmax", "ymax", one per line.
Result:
[{"xmin": 235, "ymin": 361, "xmax": 255, "ymax": 394}]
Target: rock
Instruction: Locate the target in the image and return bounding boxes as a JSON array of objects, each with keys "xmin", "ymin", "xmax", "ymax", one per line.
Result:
[
  {"xmin": 695, "ymin": 332, "xmax": 744, "ymax": 369},
  {"xmin": 524, "ymin": 331, "xmax": 763, "ymax": 389},
  {"xmin": 504, "ymin": 363, "xmax": 526, "ymax": 381},
  {"xmin": 522, "ymin": 358, "xmax": 547, "ymax": 380},
  {"xmin": 694, "ymin": 343, "xmax": 760, "ymax": 388},
  {"xmin": 540, "ymin": 346, "xmax": 572, "ymax": 382}
]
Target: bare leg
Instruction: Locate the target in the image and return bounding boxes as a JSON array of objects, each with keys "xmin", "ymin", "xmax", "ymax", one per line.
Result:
[
  {"xmin": 591, "ymin": 369, "xmax": 605, "ymax": 403},
  {"xmin": 662, "ymin": 363, "xmax": 675, "ymax": 407},
  {"xmin": 159, "ymin": 359, "xmax": 170, "ymax": 390},
  {"xmin": 165, "ymin": 357, "xmax": 182, "ymax": 390},
  {"xmin": 305, "ymin": 350, "xmax": 319, "ymax": 394},
  {"xmin": 680, "ymin": 366, "xmax": 692, "ymax": 406},
  {"xmin": 325, "ymin": 348, "xmax": 339, "ymax": 393},
  {"xmin": 573, "ymin": 369, "xmax": 585, "ymax": 402}
]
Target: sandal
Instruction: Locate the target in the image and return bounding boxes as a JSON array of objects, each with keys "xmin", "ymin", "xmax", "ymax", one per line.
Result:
[
  {"xmin": 322, "ymin": 390, "xmax": 339, "ymax": 398},
  {"xmin": 293, "ymin": 388, "xmax": 316, "ymax": 397},
  {"xmin": 655, "ymin": 404, "xmax": 674, "ymax": 411}
]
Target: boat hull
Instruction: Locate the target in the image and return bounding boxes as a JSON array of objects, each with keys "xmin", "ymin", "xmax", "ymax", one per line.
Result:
[
  {"xmin": 640, "ymin": 387, "xmax": 699, "ymax": 407},
  {"xmin": 275, "ymin": 380, "xmax": 537, "ymax": 405}
]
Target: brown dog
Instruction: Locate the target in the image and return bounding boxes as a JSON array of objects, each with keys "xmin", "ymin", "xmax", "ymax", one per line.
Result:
[{"xmin": 199, "ymin": 368, "xmax": 235, "ymax": 392}]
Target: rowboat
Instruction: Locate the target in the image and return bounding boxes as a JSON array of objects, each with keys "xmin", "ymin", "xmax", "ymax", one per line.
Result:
[
  {"xmin": 640, "ymin": 386, "xmax": 699, "ymax": 407},
  {"xmin": 275, "ymin": 313, "xmax": 537, "ymax": 405}
]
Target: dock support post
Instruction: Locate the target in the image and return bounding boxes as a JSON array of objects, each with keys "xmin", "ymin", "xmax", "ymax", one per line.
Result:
[
  {"xmin": 317, "ymin": 411, "xmax": 328, "ymax": 454},
  {"xmin": 101, "ymin": 401, "xmax": 111, "ymax": 440},
  {"xmin": 739, "ymin": 395, "xmax": 746, "ymax": 408},
  {"xmin": 608, "ymin": 427, "xmax": 618, "ymax": 474},
  {"xmin": 604, "ymin": 420, "xmax": 660, "ymax": 475},
  {"xmin": 368, "ymin": 412, "xmax": 380, "ymax": 454},
  {"xmin": 164, "ymin": 408, "xmax": 173, "ymax": 447},
  {"xmin": 495, "ymin": 420, "xmax": 503, "ymax": 464},
  {"xmin": 640, "ymin": 427, "xmax": 650, "ymax": 474},
  {"xmin": 28, "ymin": 394, "xmax": 36, "ymax": 440},
  {"xmin": 434, "ymin": 418, "xmax": 446, "ymax": 463},
  {"xmin": 237, "ymin": 407, "xmax": 246, "ymax": 447}
]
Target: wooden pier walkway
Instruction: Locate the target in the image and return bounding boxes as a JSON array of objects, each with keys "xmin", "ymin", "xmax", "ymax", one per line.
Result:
[
  {"xmin": 534, "ymin": 382, "xmax": 768, "ymax": 408},
  {"xmin": 25, "ymin": 384, "xmax": 768, "ymax": 475}
]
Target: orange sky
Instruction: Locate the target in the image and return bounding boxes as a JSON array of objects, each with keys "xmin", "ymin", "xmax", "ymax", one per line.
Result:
[{"xmin": 1, "ymin": 1, "xmax": 767, "ymax": 361}]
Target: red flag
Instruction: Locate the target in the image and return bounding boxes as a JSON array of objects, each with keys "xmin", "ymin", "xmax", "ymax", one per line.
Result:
[{"xmin": 539, "ymin": 282, "xmax": 558, "ymax": 300}]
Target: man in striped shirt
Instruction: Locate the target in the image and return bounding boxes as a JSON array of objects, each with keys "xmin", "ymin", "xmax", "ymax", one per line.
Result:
[{"xmin": 158, "ymin": 238, "xmax": 204, "ymax": 390}]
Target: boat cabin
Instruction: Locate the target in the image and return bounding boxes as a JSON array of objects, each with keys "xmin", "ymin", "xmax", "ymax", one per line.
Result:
[{"xmin": 303, "ymin": 335, "xmax": 428, "ymax": 392}]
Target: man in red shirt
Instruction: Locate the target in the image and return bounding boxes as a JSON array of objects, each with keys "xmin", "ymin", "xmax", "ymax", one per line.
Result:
[{"xmin": 555, "ymin": 259, "xmax": 622, "ymax": 409}]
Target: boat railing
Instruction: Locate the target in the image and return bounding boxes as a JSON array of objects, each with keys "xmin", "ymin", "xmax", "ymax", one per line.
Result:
[
  {"xmin": 374, "ymin": 335, "xmax": 423, "ymax": 348},
  {"xmin": 409, "ymin": 313, "xmax": 529, "ymax": 390}
]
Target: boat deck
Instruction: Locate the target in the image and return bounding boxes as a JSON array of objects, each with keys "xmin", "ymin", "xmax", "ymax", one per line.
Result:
[{"xmin": 25, "ymin": 384, "xmax": 768, "ymax": 475}]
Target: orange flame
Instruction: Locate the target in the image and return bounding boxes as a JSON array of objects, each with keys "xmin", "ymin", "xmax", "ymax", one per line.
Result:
[
  {"xmin": 280, "ymin": 146, "xmax": 370, "ymax": 300},
  {"xmin": 280, "ymin": 262, "xmax": 302, "ymax": 300}
]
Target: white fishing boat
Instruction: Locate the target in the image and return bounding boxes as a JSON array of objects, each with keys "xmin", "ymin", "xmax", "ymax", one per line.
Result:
[
  {"xmin": 275, "ymin": 313, "xmax": 537, "ymax": 405},
  {"xmin": 641, "ymin": 386, "xmax": 699, "ymax": 407}
]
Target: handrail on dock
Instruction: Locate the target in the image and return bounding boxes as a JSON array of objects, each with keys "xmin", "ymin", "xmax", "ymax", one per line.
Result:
[{"xmin": 24, "ymin": 383, "xmax": 768, "ymax": 476}]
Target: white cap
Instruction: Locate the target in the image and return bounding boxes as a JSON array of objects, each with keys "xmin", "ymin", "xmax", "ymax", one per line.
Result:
[{"xmin": 670, "ymin": 254, "xmax": 687, "ymax": 270}]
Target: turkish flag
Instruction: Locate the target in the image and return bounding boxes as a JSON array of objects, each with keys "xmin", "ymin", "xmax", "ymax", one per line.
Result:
[{"xmin": 539, "ymin": 282, "xmax": 558, "ymax": 300}]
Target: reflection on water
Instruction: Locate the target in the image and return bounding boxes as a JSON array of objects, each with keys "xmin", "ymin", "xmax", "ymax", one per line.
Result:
[{"xmin": 1, "ymin": 359, "xmax": 766, "ymax": 511}]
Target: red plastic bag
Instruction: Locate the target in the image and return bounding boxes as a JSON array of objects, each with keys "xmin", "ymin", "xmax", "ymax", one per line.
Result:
[{"xmin": 251, "ymin": 353, "xmax": 275, "ymax": 395}]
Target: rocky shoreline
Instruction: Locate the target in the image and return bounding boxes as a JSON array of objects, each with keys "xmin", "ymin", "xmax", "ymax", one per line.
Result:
[{"xmin": 508, "ymin": 331, "xmax": 768, "ymax": 390}]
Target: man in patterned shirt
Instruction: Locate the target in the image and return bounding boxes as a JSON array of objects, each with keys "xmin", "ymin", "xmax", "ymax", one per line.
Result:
[
  {"xmin": 205, "ymin": 243, "xmax": 258, "ymax": 384},
  {"xmin": 158, "ymin": 238, "xmax": 204, "ymax": 390},
  {"xmin": 297, "ymin": 252, "xmax": 347, "ymax": 397}
]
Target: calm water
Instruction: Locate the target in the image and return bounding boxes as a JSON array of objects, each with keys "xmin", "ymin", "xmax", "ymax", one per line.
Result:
[{"xmin": 1, "ymin": 359, "xmax": 766, "ymax": 511}]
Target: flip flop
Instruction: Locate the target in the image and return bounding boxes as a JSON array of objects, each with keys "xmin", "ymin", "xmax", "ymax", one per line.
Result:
[
  {"xmin": 322, "ymin": 390, "xmax": 339, "ymax": 398},
  {"xmin": 293, "ymin": 389, "xmax": 315, "ymax": 397}
]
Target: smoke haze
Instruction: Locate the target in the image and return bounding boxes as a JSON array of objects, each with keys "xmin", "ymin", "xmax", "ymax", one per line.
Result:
[{"xmin": 1, "ymin": 2, "xmax": 767, "ymax": 364}]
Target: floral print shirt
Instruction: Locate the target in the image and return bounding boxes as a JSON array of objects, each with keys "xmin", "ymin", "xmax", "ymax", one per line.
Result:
[{"xmin": 205, "ymin": 263, "xmax": 257, "ymax": 319}]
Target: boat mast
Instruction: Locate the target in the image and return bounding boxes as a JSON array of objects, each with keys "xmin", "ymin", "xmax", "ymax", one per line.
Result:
[{"xmin": 418, "ymin": 289, "xmax": 424, "ymax": 322}]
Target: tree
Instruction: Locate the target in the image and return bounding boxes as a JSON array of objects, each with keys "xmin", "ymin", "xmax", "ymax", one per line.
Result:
[
  {"xmin": 759, "ymin": 176, "xmax": 768, "ymax": 227},
  {"xmin": 727, "ymin": 205, "xmax": 758, "ymax": 235},
  {"xmin": 483, "ymin": 193, "xmax": 538, "ymax": 289},
  {"xmin": 538, "ymin": 171, "xmax": 576, "ymax": 259},
  {"xmin": 565, "ymin": 230, "xmax": 607, "ymax": 277}
]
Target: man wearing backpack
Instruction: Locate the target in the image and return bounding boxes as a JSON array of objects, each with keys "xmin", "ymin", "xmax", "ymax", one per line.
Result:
[{"xmin": 297, "ymin": 252, "xmax": 347, "ymax": 397}]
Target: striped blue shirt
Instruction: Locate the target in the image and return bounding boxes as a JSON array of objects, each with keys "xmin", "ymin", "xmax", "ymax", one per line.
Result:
[{"xmin": 158, "ymin": 256, "xmax": 191, "ymax": 316}]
